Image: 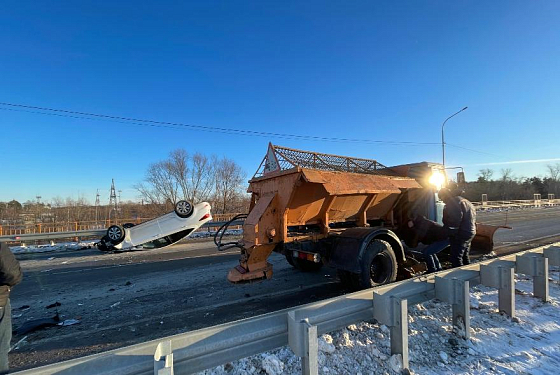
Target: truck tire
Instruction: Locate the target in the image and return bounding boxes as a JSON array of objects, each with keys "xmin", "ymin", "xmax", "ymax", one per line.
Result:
[
  {"xmin": 340, "ymin": 239, "xmax": 397, "ymax": 290},
  {"xmin": 359, "ymin": 239, "xmax": 397, "ymax": 288}
]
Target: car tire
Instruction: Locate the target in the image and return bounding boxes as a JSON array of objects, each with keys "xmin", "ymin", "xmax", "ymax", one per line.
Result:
[
  {"xmin": 107, "ymin": 225, "xmax": 125, "ymax": 244},
  {"xmin": 174, "ymin": 200, "xmax": 194, "ymax": 218}
]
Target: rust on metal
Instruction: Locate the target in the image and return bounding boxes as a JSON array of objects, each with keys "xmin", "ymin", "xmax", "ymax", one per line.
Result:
[
  {"xmin": 228, "ymin": 144, "xmax": 422, "ymax": 283},
  {"xmin": 472, "ymin": 223, "xmax": 512, "ymax": 254}
]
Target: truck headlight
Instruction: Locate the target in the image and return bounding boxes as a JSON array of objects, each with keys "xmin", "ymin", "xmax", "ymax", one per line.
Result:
[{"xmin": 429, "ymin": 170, "xmax": 446, "ymax": 191}]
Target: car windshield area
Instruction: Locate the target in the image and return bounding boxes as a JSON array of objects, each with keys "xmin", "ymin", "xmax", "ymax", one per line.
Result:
[{"xmin": 138, "ymin": 228, "xmax": 194, "ymax": 249}]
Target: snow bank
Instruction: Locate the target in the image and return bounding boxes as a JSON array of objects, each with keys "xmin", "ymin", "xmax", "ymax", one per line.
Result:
[
  {"xmin": 10, "ymin": 241, "xmax": 95, "ymax": 254},
  {"xmin": 198, "ymin": 265, "xmax": 560, "ymax": 375},
  {"xmin": 190, "ymin": 229, "xmax": 242, "ymax": 239},
  {"xmin": 8, "ymin": 229, "xmax": 242, "ymax": 254}
]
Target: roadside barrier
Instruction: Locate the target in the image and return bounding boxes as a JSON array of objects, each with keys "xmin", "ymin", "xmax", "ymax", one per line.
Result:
[
  {"xmin": 12, "ymin": 244, "xmax": 560, "ymax": 375},
  {"xmin": 0, "ymin": 220, "xmax": 244, "ymax": 243}
]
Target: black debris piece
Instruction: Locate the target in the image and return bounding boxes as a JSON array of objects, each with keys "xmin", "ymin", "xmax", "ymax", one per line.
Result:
[
  {"xmin": 15, "ymin": 313, "xmax": 60, "ymax": 335},
  {"xmin": 46, "ymin": 302, "xmax": 61, "ymax": 309}
]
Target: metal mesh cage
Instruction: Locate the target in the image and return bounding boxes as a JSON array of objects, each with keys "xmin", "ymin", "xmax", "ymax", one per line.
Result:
[{"xmin": 254, "ymin": 144, "xmax": 396, "ymax": 178}]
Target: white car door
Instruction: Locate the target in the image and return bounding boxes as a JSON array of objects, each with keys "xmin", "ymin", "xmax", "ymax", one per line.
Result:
[{"xmin": 127, "ymin": 215, "xmax": 168, "ymax": 246}]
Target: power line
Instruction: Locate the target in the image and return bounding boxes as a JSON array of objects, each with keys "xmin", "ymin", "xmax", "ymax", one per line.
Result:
[
  {"xmin": 0, "ymin": 102, "xmax": 439, "ymax": 146},
  {"xmin": 0, "ymin": 101, "xmax": 500, "ymax": 158}
]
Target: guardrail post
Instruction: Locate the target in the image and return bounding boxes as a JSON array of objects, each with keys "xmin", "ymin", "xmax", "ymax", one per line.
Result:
[
  {"xmin": 154, "ymin": 340, "xmax": 174, "ymax": 375},
  {"xmin": 373, "ymin": 294, "xmax": 408, "ymax": 370},
  {"xmin": 544, "ymin": 246, "xmax": 560, "ymax": 284},
  {"xmin": 516, "ymin": 253, "xmax": 549, "ymax": 302},
  {"xmin": 543, "ymin": 246, "xmax": 560, "ymax": 266},
  {"xmin": 435, "ymin": 276, "xmax": 471, "ymax": 339},
  {"xmin": 288, "ymin": 312, "xmax": 318, "ymax": 375},
  {"xmin": 480, "ymin": 261, "xmax": 516, "ymax": 317}
]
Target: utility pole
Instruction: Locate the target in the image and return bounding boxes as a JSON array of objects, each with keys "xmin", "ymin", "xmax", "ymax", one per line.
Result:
[
  {"xmin": 35, "ymin": 195, "xmax": 42, "ymax": 223},
  {"xmin": 95, "ymin": 189, "xmax": 100, "ymax": 225},
  {"xmin": 109, "ymin": 179, "xmax": 118, "ymax": 222},
  {"xmin": 441, "ymin": 107, "xmax": 468, "ymax": 166}
]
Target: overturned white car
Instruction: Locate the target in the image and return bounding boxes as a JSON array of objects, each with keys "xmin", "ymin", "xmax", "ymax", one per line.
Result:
[{"xmin": 97, "ymin": 201, "xmax": 212, "ymax": 251}]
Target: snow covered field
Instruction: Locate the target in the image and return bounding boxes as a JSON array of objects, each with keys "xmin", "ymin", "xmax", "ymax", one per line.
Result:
[{"xmin": 199, "ymin": 264, "xmax": 560, "ymax": 375}]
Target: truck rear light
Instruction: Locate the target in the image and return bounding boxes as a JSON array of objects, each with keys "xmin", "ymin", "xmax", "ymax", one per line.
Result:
[
  {"xmin": 292, "ymin": 251, "xmax": 320, "ymax": 263},
  {"xmin": 199, "ymin": 213, "xmax": 210, "ymax": 221}
]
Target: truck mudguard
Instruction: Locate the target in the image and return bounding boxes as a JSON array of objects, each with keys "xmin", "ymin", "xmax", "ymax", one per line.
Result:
[{"xmin": 329, "ymin": 227, "xmax": 405, "ymax": 273}]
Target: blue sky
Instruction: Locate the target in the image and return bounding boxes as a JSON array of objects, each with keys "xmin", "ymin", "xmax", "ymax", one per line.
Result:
[{"xmin": 1, "ymin": 1, "xmax": 559, "ymax": 203}]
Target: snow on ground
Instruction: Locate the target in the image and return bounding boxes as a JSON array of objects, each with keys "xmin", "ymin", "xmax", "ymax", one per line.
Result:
[
  {"xmin": 10, "ymin": 241, "xmax": 96, "ymax": 254},
  {"xmin": 199, "ymin": 264, "xmax": 560, "ymax": 375},
  {"xmin": 8, "ymin": 229, "xmax": 242, "ymax": 254}
]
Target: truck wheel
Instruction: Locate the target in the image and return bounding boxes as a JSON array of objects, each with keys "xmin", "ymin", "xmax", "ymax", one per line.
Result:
[
  {"xmin": 175, "ymin": 200, "xmax": 194, "ymax": 218},
  {"xmin": 293, "ymin": 257, "xmax": 323, "ymax": 272},
  {"xmin": 358, "ymin": 239, "xmax": 397, "ymax": 288},
  {"xmin": 107, "ymin": 225, "xmax": 125, "ymax": 244}
]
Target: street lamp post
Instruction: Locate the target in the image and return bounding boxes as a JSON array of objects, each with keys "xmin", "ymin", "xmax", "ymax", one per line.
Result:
[{"xmin": 441, "ymin": 106, "xmax": 468, "ymax": 166}]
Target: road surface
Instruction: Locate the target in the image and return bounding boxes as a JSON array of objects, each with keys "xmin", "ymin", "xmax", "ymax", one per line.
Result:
[{"xmin": 8, "ymin": 206, "xmax": 560, "ymax": 371}]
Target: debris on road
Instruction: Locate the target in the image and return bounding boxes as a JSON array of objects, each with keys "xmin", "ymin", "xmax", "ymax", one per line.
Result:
[
  {"xmin": 46, "ymin": 302, "xmax": 61, "ymax": 309},
  {"xmin": 58, "ymin": 319, "xmax": 81, "ymax": 327},
  {"xmin": 15, "ymin": 314, "xmax": 60, "ymax": 335},
  {"xmin": 17, "ymin": 305, "xmax": 30, "ymax": 311},
  {"xmin": 10, "ymin": 336, "xmax": 28, "ymax": 352},
  {"xmin": 110, "ymin": 302, "xmax": 121, "ymax": 308}
]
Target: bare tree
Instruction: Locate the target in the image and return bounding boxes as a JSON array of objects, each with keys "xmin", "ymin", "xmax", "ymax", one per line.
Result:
[
  {"xmin": 499, "ymin": 168, "xmax": 514, "ymax": 200},
  {"xmin": 136, "ymin": 160, "xmax": 179, "ymax": 209},
  {"xmin": 167, "ymin": 150, "xmax": 215, "ymax": 203},
  {"xmin": 477, "ymin": 168, "xmax": 494, "ymax": 182},
  {"xmin": 500, "ymin": 168, "xmax": 513, "ymax": 182},
  {"xmin": 547, "ymin": 163, "xmax": 560, "ymax": 181},
  {"xmin": 547, "ymin": 163, "xmax": 560, "ymax": 195},
  {"xmin": 213, "ymin": 157, "xmax": 246, "ymax": 214},
  {"xmin": 136, "ymin": 149, "xmax": 223, "ymax": 214}
]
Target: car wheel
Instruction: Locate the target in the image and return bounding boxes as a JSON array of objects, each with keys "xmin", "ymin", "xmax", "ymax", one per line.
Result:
[
  {"xmin": 174, "ymin": 200, "xmax": 194, "ymax": 218},
  {"xmin": 107, "ymin": 225, "xmax": 125, "ymax": 244}
]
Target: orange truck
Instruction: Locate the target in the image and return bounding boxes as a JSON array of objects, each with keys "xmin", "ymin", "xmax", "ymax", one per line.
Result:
[{"xmin": 216, "ymin": 144, "xmax": 504, "ymax": 289}]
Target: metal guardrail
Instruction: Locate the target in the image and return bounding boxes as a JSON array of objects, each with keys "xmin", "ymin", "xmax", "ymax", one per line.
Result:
[
  {"xmin": 13, "ymin": 244, "xmax": 560, "ymax": 375},
  {"xmin": 473, "ymin": 198, "xmax": 560, "ymax": 210},
  {"xmin": 0, "ymin": 220, "xmax": 244, "ymax": 242}
]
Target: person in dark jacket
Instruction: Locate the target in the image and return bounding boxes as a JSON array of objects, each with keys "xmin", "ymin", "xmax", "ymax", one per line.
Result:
[
  {"xmin": 408, "ymin": 215, "xmax": 449, "ymax": 273},
  {"xmin": 0, "ymin": 242, "xmax": 22, "ymax": 374},
  {"xmin": 408, "ymin": 188, "xmax": 477, "ymax": 273},
  {"xmin": 438, "ymin": 188, "xmax": 477, "ymax": 267}
]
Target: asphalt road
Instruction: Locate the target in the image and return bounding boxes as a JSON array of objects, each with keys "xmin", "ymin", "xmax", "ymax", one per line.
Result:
[{"xmin": 8, "ymin": 206, "xmax": 560, "ymax": 372}]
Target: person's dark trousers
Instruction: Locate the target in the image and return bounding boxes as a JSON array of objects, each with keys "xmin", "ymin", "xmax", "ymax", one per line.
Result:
[
  {"xmin": 422, "ymin": 239, "xmax": 449, "ymax": 273},
  {"xmin": 0, "ymin": 299, "xmax": 11, "ymax": 374},
  {"xmin": 449, "ymin": 234, "xmax": 475, "ymax": 267}
]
